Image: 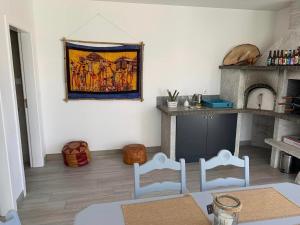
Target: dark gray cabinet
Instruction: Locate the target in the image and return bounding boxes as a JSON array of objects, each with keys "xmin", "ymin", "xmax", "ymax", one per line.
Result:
[
  {"xmin": 176, "ymin": 115, "xmax": 207, "ymax": 163},
  {"xmin": 176, "ymin": 113, "xmax": 237, "ymax": 162},
  {"xmin": 206, "ymin": 114, "xmax": 237, "ymax": 158}
]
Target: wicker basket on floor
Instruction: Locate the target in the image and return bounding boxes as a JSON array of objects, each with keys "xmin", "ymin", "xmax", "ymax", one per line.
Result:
[{"xmin": 62, "ymin": 141, "xmax": 91, "ymax": 167}]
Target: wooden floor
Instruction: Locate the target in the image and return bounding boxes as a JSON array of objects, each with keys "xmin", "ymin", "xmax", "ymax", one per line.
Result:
[{"xmin": 18, "ymin": 146, "xmax": 296, "ymax": 225}]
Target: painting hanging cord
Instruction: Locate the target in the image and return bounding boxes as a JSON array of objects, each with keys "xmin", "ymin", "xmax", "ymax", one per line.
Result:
[
  {"xmin": 63, "ymin": 38, "xmax": 144, "ymax": 101},
  {"xmin": 61, "ymin": 11, "xmax": 144, "ymax": 101}
]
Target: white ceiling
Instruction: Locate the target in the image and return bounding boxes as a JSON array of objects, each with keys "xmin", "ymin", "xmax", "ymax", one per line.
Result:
[{"xmin": 94, "ymin": 0, "xmax": 292, "ymax": 11}]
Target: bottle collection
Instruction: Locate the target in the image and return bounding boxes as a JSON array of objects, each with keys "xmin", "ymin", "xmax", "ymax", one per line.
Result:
[{"xmin": 267, "ymin": 47, "xmax": 300, "ymax": 66}]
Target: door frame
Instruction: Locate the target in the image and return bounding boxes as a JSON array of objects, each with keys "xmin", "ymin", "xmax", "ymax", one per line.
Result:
[
  {"xmin": 10, "ymin": 26, "xmax": 33, "ymax": 166},
  {"xmin": 6, "ymin": 20, "xmax": 45, "ymax": 169},
  {"xmin": 0, "ymin": 14, "xmax": 45, "ymax": 214},
  {"xmin": 18, "ymin": 29, "xmax": 34, "ymax": 166}
]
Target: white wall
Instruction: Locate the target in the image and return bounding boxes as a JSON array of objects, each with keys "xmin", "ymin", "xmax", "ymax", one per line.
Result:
[
  {"xmin": 273, "ymin": 7, "xmax": 289, "ymax": 41},
  {"xmin": 240, "ymin": 114, "xmax": 253, "ymax": 141},
  {"xmin": 0, "ymin": 93, "xmax": 14, "ymax": 215},
  {"xmin": 0, "ymin": 0, "xmax": 44, "ymax": 215},
  {"xmin": 33, "ymin": 0, "xmax": 276, "ymax": 154}
]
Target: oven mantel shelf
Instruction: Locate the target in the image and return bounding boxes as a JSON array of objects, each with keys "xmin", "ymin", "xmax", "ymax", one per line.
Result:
[{"xmin": 219, "ymin": 65, "xmax": 300, "ymax": 71}]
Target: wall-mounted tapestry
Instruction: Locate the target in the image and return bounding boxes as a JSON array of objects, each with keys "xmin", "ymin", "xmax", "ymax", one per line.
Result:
[{"xmin": 64, "ymin": 41, "xmax": 144, "ymax": 101}]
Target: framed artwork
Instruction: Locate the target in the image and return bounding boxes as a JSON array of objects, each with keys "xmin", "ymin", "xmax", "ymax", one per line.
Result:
[{"xmin": 64, "ymin": 41, "xmax": 144, "ymax": 101}]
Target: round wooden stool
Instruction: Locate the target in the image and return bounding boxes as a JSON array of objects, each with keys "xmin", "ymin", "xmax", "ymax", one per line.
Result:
[
  {"xmin": 62, "ymin": 141, "xmax": 91, "ymax": 167},
  {"xmin": 123, "ymin": 144, "xmax": 147, "ymax": 165}
]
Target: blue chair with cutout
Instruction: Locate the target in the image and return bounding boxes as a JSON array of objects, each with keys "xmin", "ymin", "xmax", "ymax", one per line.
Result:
[
  {"xmin": 199, "ymin": 149, "xmax": 250, "ymax": 191},
  {"xmin": 134, "ymin": 152, "xmax": 187, "ymax": 198}
]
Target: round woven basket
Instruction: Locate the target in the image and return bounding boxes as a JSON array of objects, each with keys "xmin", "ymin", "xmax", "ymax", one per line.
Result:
[{"xmin": 62, "ymin": 141, "xmax": 91, "ymax": 167}]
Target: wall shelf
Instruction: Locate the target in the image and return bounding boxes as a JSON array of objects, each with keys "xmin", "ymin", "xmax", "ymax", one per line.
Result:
[
  {"xmin": 219, "ymin": 65, "xmax": 300, "ymax": 71},
  {"xmin": 265, "ymin": 138, "xmax": 300, "ymax": 159}
]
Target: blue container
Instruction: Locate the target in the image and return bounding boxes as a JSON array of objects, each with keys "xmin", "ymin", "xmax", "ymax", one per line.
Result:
[{"xmin": 202, "ymin": 99, "xmax": 233, "ymax": 108}]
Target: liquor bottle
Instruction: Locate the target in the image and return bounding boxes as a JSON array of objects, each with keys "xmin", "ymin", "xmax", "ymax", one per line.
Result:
[
  {"xmin": 286, "ymin": 50, "xmax": 290, "ymax": 65},
  {"xmin": 279, "ymin": 50, "xmax": 284, "ymax": 65},
  {"xmin": 297, "ymin": 47, "xmax": 300, "ymax": 65},
  {"xmin": 275, "ymin": 50, "xmax": 280, "ymax": 65},
  {"xmin": 283, "ymin": 50, "xmax": 288, "ymax": 65},
  {"xmin": 271, "ymin": 50, "xmax": 276, "ymax": 65},
  {"xmin": 267, "ymin": 51, "xmax": 272, "ymax": 66},
  {"xmin": 295, "ymin": 50, "xmax": 299, "ymax": 65},
  {"xmin": 291, "ymin": 50, "xmax": 296, "ymax": 65},
  {"xmin": 289, "ymin": 50, "xmax": 293, "ymax": 65}
]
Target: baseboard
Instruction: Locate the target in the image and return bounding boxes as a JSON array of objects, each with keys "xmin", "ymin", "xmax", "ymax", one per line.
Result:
[
  {"xmin": 240, "ymin": 140, "xmax": 251, "ymax": 146},
  {"xmin": 251, "ymin": 143, "xmax": 272, "ymax": 150},
  {"xmin": 91, "ymin": 146, "xmax": 161, "ymax": 156},
  {"xmin": 16, "ymin": 191, "xmax": 24, "ymax": 209},
  {"xmin": 46, "ymin": 146, "xmax": 161, "ymax": 161}
]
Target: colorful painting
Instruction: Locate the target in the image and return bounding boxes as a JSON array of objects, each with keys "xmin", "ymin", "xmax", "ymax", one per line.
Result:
[{"xmin": 65, "ymin": 42, "xmax": 143, "ymax": 100}]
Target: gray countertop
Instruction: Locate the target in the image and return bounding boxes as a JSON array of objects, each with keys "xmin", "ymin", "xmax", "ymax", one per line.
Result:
[
  {"xmin": 157, "ymin": 105, "xmax": 300, "ymax": 124},
  {"xmin": 219, "ymin": 65, "xmax": 300, "ymax": 71},
  {"xmin": 157, "ymin": 105, "xmax": 242, "ymax": 115}
]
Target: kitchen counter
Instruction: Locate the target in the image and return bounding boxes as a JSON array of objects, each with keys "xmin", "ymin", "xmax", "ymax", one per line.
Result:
[
  {"xmin": 157, "ymin": 105, "xmax": 300, "ymax": 124},
  {"xmin": 157, "ymin": 101, "xmax": 300, "ymax": 162},
  {"xmin": 157, "ymin": 105, "xmax": 241, "ymax": 116}
]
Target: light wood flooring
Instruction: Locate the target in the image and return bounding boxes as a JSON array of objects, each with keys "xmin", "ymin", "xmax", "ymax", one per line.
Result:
[{"xmin": 18, "ymin": 146, "xmax": 296, "ymax": 225}]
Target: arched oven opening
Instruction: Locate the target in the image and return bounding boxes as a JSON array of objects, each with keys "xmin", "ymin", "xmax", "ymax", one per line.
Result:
[{"xmin": 244, "ymin": 84, "xmax": 277, "ymax": 111}]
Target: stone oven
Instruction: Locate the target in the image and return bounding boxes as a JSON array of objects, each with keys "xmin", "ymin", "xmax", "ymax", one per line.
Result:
[{"xmin": 219, "ymin": 0, "xmax": 300, "ymax": 181}]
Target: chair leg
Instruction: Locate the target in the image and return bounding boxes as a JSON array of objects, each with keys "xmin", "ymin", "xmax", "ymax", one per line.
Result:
[
  {"xmin": 199, "ymin": 158, "xmax": 207, "ymax": 191},
  {"xmin": 180, "ymin": 159, "xmax": 187, "ymax": 193},
  {"xmin": 296, "ymin": 172, "xmax": 300, "ymax": 185},
  {"xmin": 244, "ymin": 156, "xmax": 250, "ymax": 186}
]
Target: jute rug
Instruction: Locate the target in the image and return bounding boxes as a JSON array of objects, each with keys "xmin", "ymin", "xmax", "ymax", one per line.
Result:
[
  {"xmin": 122, "ymin": 195, "xmax": 210, "ymax": 225},
  {"xmin": 218, "ymin": 187, "xmax": 300, "ymax": 223}
]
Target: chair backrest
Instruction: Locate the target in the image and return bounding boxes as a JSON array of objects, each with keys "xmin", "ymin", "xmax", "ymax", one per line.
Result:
[
  {"xmin": 199, "ymin": 150, "xmax": 249, "ymax": 191},
  {"xmin": 1, "ymin": 211, "xmax": 21, "ymax": 225},
  {"xmin": 134, "ymin": 152, "xmax": 186, "ymax": 198}
]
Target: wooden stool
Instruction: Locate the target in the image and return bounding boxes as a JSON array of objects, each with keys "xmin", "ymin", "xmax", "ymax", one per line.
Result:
[
  {"xmin": 62, "ymin": 141, "xmax": 91, "ymax": 167},
  {"xmin": 123, "ymin": 144, "xmax": 147, "ymax": 165}
]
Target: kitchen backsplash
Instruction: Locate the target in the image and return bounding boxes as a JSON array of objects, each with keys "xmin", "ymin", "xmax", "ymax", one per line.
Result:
[{"xmin": 156, "ymin": 95, "xmax": 219, "ymax": 106}]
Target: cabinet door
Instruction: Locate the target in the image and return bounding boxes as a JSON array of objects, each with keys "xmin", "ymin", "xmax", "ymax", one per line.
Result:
[
  {"xmin": 206, "ymin": 114, "xmax": 237, "ymax": 158},
  {"xmin": 176, "ymin": 115, "xmax": 207, "ymax": 163}
]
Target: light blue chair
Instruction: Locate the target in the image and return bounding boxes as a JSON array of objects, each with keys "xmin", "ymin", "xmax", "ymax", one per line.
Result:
[
  {"xmin": 134, "ymin": 152, "xmax": 187, "ymax": 198},
  {"xmin": 199, "ymin": 150, "xmax": 249, "ymax": 191},
  {"xmin": 0, "ymin": 210, "xmax": 21, "ymax": 225}
]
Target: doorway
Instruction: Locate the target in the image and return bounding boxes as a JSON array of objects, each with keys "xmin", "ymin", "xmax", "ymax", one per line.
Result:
[{"xmin": 9, "ymin": 28, "xmax": 31, "ymax": 167}]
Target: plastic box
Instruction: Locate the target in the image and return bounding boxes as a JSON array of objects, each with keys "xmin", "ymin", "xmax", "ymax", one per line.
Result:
[{"xmin": 202, "ymin": 99, "xmax": 233, "ymax": 108}]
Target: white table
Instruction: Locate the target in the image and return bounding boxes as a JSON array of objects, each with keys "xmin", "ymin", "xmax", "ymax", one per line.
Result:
[{"xmin": 74, "ymin": 183, "xmax": 300, "ymax": 225}]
